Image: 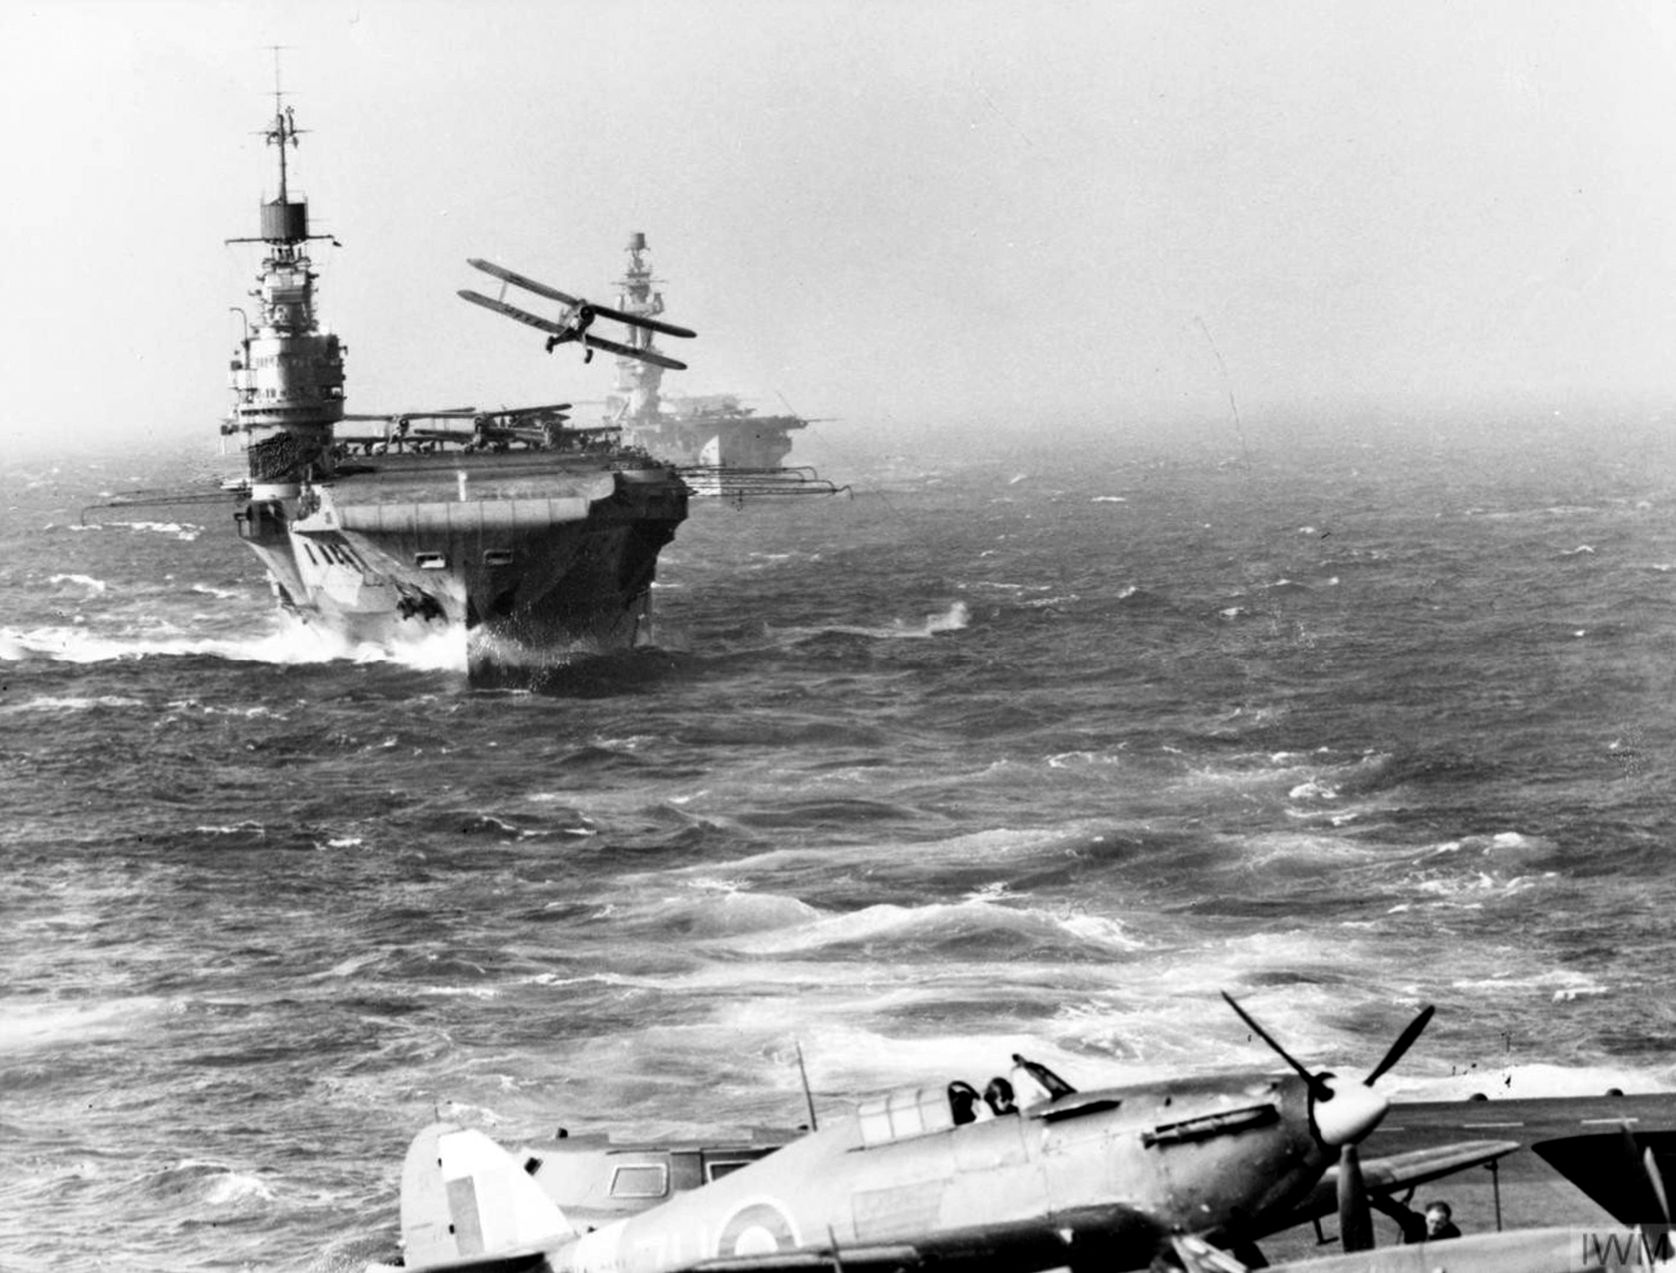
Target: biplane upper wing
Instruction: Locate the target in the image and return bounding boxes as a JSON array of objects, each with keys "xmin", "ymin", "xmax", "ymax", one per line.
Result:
[
  {"xmin": 468, "ymin": 258, "xmax": 583, "ymax": 308},
  {"xmin": 1261, "ymin": 1140, "xmax": 1523, "ymax": 1236},
  {"xmin": 458, "ymin": 289, "xmax": 570, "ymax": 336},
  {"xmin": 581, "ymin": 331, "xmax": 689, "ymax": 371}
]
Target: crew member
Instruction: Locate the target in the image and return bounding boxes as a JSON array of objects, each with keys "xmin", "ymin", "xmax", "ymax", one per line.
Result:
[
  {"xmin": 1423, "ymin": 1201, "xmax": 1462, "ymax": 1240},
  {"xmin": 1370, "ymin": 1194, "xmax": 1462, "ymax": 1243},
  {"xmin": 984, "ymin": 1076, "xmax": 1017, "ymax": 1116}
]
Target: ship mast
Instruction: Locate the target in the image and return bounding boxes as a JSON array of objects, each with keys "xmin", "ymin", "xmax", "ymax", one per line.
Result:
[
  {"xmin": 224, "ymin": 63, "xmax": 346, "ymax": 497},
  {"xmin": 606, "ymin": 232, "xmax": 670, "ymax": 431}
]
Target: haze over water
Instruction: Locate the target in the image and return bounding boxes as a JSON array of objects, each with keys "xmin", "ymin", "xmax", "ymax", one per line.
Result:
[{"xmin": 4, "ymin": 413, "xmax": 1675, "ymax": 1271}]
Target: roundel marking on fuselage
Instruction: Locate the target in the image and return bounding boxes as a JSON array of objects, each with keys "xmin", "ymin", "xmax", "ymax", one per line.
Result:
[{"xmin": 716, "ymin": 1199, "xmax": 800, "ymax": 1257}]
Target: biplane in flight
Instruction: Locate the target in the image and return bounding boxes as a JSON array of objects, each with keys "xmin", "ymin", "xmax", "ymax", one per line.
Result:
[{"xmin": 459, "ymin": 258, "xmax": 696, "ymax": 370}]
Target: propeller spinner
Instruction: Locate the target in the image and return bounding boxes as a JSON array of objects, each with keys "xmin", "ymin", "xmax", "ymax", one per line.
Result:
[
  {"xmin": 1220, "ymin": 992, "xmax": 1433, "ymax": 1149},
  {"xmin": 1222, "ymin": 993, "xmax": 1435, "ymax": 1253}
]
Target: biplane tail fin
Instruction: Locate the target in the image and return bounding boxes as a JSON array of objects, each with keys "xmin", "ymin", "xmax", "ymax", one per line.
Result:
[{"xmin": 399, "ymin": 1123, "xmax": 573, "ymax": 1271}]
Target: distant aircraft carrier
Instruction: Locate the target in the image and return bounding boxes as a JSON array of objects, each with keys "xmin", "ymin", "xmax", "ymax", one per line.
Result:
[{"xmin": 600, "ymin": 233, "xmax": 845, "ymax": 500}]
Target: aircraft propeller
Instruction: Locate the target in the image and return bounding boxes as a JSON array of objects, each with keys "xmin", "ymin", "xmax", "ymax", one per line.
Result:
[
  {"xmin": 1221, "ymin": 993, "xmax": 1435, "ymax": 1253},
  {"xmin": 1335, "ymin": 1143, "xmax": 1373, "ymax": 1251}
]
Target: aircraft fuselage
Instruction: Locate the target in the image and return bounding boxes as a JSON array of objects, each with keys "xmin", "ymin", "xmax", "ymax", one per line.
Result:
[{"xmin": 549, "ymin": 1074, "xmax": 1330, "ymax": 1273}]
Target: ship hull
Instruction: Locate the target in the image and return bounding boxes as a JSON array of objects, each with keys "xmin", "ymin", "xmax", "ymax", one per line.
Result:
[
  {"xmin": 236, "ymin": 451, "xmax": 687, "ymax": 672},
  {"xmin": 624, "ymin": 413, "xmax": 805, "ymax": 488}
]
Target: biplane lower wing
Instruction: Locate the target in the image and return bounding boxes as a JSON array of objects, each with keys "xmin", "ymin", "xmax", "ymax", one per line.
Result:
[
  {"xmin": 581, "ymin": 332, "xmax": 689, "ymax": 371},
  {"xmin": 459, "ymin": 289, "xmax": 569, "ymax": 336}
]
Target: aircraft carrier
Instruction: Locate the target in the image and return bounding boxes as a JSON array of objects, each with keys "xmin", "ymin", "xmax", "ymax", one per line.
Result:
[
  {"xmin": 221, "ymin": 99, "xmax": 687, "ymax": 671},
  {"xmin": 600, "ymin": 234, "xmax": 833, "ymax": 499}
]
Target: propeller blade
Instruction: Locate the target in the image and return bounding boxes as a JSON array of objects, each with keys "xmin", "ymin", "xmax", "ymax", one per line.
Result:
[
  {"xmin": 1364, "ymin": 1005, "xmax": 1435, "ymax": 1086},
  {"xmin": 1616, "ymin": 1126, "xmax": 1676, "ymax": 1228},
  {"xmin": 1221, "ymin": 993, "xmax": 1325, "ymax": 1096},
  {"xmin": 1337, "ymin": 1144, "xmax": 1374, "ymax": 1251},
  {"xmin": 1645, "ymin": 1145, "xmax": 1672, "ymax": 1227}
]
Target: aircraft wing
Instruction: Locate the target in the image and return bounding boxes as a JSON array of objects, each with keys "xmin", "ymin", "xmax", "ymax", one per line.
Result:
[
  {"xmin": 395, "ymin": 1254, "xmax": 551, "ymax": 1273},
  {"xmin": 1533, "ymin": 1129, "xmax": 1676, "ymax": 1224},
  {"xmin": 1262, "ymin": 1140, "xmax": 1522, "ymax": 1235},
  {"xmin": 458, "ymin": 289, "xmax": 569, "ymax": 336},
  {"xmin": 581, "ymin": 331, "xmax": 689, "ymax": 371},
  {"xmin": 693, "ymin": 1244, "xmax": 921, "ymax": 1273},
  {"xmin": 495, "ymin": 403, "xmax": 573, "ymax": 419},
  {"xmin": 583, "ymin": 300, "xmax": 697, "ymax": 340},
  {"xmin": 342, "ymin": 408, "xmax": 478, "ymax": 421},
  {"xmin": 468, "ymin": 258, "xmax": 582, "ymax": 308},
  {"xmin": 1178, "ymin": 1227, "xmax": 1652, "ymax": 1273}
]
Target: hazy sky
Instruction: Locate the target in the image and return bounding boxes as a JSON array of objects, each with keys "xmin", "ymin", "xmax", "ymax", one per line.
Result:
[{"xmin": 3, "ymin": 0, "xmax": 1675, "ymax": 460}]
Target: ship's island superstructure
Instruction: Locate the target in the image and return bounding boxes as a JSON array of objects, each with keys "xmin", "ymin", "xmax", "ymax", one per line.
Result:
[
  {"xmin": 602, "ymin": 234, "xmax": 835, "ymax": 498},
  {"xmin": 220, "ymin": 98, "xmax": 686, "ymax": 670}
]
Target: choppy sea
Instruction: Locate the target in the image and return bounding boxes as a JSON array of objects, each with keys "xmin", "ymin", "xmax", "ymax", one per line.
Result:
[{"xmin": 4, "ymin": 415, "xmax": 1676, "ymax": 1272}]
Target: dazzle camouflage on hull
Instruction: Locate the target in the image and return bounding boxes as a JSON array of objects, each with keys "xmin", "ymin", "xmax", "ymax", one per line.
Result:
[{"xmin": 217, "ymin": 90, "xmax": 688, "ymax": 672}]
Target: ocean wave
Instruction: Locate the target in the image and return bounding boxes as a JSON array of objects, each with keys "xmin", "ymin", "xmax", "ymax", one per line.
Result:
[
  {"xmin": 2, "ymin": 694, "xmax": 147, "ymax": 713},
  {"xmin": 0, "ymin": 998, "xmax": 166, "ymax": 1051},
  {"xmin": 775, "ymin": 601, "xmax": 970, "ymax": 642},
  {"xmin": 1046, "ymin": 750, "xmax": 1125, "ymax": 769},
  {"xmin": 717, "ymin": 898, "xmax": 1142, "ymax": 957},
  {"xmin": 1388, "ymin": 1062, "xmax": 1676, "ymax": 1102},
  {"xmin": 674, "ymin": 888, "xmax": 822, "ymax": 937},
  {"xmin": 47, "ymin": 572, "xmax": 107, "ymax": 593},
  {"xmin": 669, "ymin": 824, "xmax": 1086, "ymax": 883},
  {"xmin": 0, "ymin": 617, "xmax": 466, "ymax": 670},
  {"xmin": 1445, "ymin": 968, "xmax": 1605, "ymax": 1000},
  {"xmin": 137, "ymin": 1160, "xmax": 275, "ymax": 1207},
  {"xmin": 74, "ymin": 520, "xmax": 204, "ymax": 541}
]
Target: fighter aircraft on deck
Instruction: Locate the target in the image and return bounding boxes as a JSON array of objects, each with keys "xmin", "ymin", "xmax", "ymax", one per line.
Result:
[
  {"xmin": 385, "ymin": 996, "xmax": 1519, "ymax": 1273},
  {"xmin": 460, "ymin": 258, "xmax": 697, "ymax": 370}
]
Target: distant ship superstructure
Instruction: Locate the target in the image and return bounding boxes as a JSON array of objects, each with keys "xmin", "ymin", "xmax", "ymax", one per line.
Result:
[
  {"xmin": 221, "ymin": 96, "xmax": 686, "ymax": 670},
  {"xmin": 602, "ymin": 234, "xmax": 830, "ymax": 497}
]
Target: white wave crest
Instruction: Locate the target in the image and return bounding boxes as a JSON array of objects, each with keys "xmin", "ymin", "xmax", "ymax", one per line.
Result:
[
  {"xmin": 47, "ymin": 572, "xmax": 107, "ymax": 593},
  {"xmin": 0, "ymin": 615, "xmax": 467, "ymax": 671}
]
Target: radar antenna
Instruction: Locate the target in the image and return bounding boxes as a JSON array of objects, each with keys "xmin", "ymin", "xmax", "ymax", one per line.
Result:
[{"xmin": 263, "ymin": 46, "xmax": 304, "ymax": 205}]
